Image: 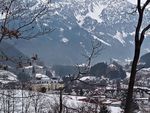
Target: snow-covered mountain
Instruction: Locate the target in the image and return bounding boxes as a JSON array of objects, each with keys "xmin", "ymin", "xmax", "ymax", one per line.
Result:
[{"xmin": 10, "ymin": 0, "xmax": 150, "ymax": 65}]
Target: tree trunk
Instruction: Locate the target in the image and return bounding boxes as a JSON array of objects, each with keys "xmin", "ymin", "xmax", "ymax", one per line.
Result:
[
  {"xmin": 124, "ymin": 44, "xmax": 141, "ymax": 113},
  {"xmin": 59, "ymin": 89, "xmax": 63, "ymax": 113}
]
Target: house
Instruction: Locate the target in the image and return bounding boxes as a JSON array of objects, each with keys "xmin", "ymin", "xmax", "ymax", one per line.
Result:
[
  {"xmin": 31, "ymin": 74, "xmax": 64, "ymax": 92},
  {"xmin": 22, "ymin": 65, "xmax": 46, "ymax": 77},
  {"xmin": 18, "ymin": 63, "xmax": 64, "ymax": 92}
]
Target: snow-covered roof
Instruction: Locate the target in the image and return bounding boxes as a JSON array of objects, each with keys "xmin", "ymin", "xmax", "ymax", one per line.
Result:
[
  {"xmin": 35, "ymin": 73, "xmax": 50, "ymax": 80},
  {"xmin": 135, "ymin": 98, "xmax": 149, "ymax": 100},
  {"xmin": 102, "ymin": 100, "xmax": 112, "ymax": 104},
  {"xmin": 0, "ymin": 70, "xmax": 17, "ymax": 84},
  {"xmin": 24, "ymin": 65, "xmax": 44, "ymax": 69},
  {"xmin": 80, "ymin": 76, "xmax": 96, "ymax": 81},
  {"xmin": 106, "ymin": 86, "xmax": 117, "ymax": 90},
  {"xmin": 77, "ymin": 63, "xmax": 86, "ymax": 67},
  {"xmin": 24, "ymin": 66, "xmax": 33, "ymax": 69},
  {"xmin": 35, "ymin": 65, "xmax": 44, "ymax": 69},
  {"xmin": 110, "ymin": 106, "xmax": 122, "ymax": 113}
]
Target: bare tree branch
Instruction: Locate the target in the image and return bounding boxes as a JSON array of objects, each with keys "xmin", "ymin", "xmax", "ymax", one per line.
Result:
[
  {"xmin": 16, "ymin": 6, "xmax": 47, "ymax": 31},
  {"xmin": 142, "ymin": 0, "xmax": 150, "ymax": 11},
  {"xmin": 140, "ymin": 23, "xmax": 150, "ymax": 45},
  {"xmin": 0, "ymin": 0, "xmax": 52, "ymax": 42}
]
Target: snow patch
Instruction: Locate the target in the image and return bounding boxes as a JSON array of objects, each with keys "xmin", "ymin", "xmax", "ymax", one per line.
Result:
[
  {"xmin": 0, "ymin": 13, "xmax": 6, "ymax": 19},
  {"xmin": 77, "ymin": 63, "xmax": 86, "ymax": 67},
  {"xmin": 108, "ymin": 64, "xmax": 117, "ymax": 69},
  {"xmin": 93, "ymin": 35, "xmax": 111, "ymax": 46},
  {"xmin": 74, "ymin": 1, "xmax": 107, "ymax": 26},
  {"xmin": 0, "ymin": 70, "xmax": 17, "ymax": 84},
  {"xmin": 99, "ymin": 32, "xmax": 105, "ymax": 35},
  {"xmin": 86, "ymin": 2, "xmax": 107, "ymax": 23},
  {"xmin": 141, "ymin": 68, "xmax": 150, "ymax": 71},
  {"xmin": 130, "ymin": 31, "xmax": 135, "ymax": 36},
  {"xmin": 43, "ymin": 23, "xmax": 48, "ymax": 26},
  {"xmin": 35, "ymin": 73, "xmax": 50, "ymax": 80},
  {"xmin": 24, "ymin": 65, "xmax": 43, "ymax": 69},
  {"xmin": 75, "ymin": 13, "xmax": 85, "ymax": 26},
  {"xmin": 126, "ymin": 72, "xmax": 131, "ymax": 78},
  {"xmin": 125, "ymin": 58, "xmax": 132, "ymax": 64},
  {"xmin": 61, "ymin": 37, "xmax": 69, "ymax": 43},
  {"xmin": 68, "ymin": 26, "xmax": 72, "ymax": 30},
  {"xmin": 60, "ymin": 28, "xmax": 64, "ymax": 32},
  {"xmin": 144, "ymin": 48, "xmax": 150, "ymax": 53},
  {"xmin": 113, "ymin": 31, "xmax": 126, "ymax": 45}
]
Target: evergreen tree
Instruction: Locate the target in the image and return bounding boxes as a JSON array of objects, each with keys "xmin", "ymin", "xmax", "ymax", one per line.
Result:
[
  {"xmin": 40, "ymin": 87, "xmax": 46, "ymax": 93},
  {"xmin": 80, "ymin": 89, "xmax": 84, "ymax": 96},
  {"xmin": 99, "ymin": 105, "xmax": 110, "ymax": 113}
]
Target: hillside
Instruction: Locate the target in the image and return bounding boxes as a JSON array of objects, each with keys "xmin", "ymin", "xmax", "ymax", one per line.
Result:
[
  {"xmin": 0, "ymin": 42, "xmax": 27, "ymax": 67},
  {"xmin": 90, "ymin": 62, "xmax": 126, "ymax": 79},
  {"xmin": 9, "ymin": 0, "xmax": 150, "ymax": 65},
  {"xmin": 52, "ymin": 62, "xmax": 126, "ymax": 79},
  {"xmin": 140, "ymin": 52, "xmax": 150, "ymax": 68}
]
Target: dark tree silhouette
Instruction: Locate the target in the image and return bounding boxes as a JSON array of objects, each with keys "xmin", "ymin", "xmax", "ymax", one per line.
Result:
[
  {"xmin": 40, "ymin": 87, "xmax": 46, "ymax": 93},
  {"xmin": 79, "ymin": 89, "xmax": 84, "ymax": 96},
  {"xmin": 100, "ymin": 105, "xmax": 110, "ymax": 113},
  {"xmin": 124, "ymin": 0, "xmax": 150, "ymax": 113}
]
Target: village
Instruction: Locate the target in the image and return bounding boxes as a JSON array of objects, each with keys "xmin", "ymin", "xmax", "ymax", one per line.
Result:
[{"xmin": 0, "ymin": 57, "xmax": 150, "ymax": 113}]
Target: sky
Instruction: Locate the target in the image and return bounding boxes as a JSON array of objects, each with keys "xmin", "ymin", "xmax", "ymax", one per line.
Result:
[{"xmin": 127, "ymin": 0, "xmax": 147, "ymax": 4}]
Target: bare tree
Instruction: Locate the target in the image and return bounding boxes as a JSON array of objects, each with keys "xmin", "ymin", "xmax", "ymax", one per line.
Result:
[
  {"xmin": 57, "ymin": 40, "xmax": 102, "ymax": 113},
  {"xmin": 31, "ymin": 91, "xmax": 39, "ymax": 113},
  {"xmin": 124, "ymin": 0, "xmax": 150, "ymax": 113},
  {"xmin": 0, "ymin": 0, "xmax": 54, "ymax": 69},
  {"xmin": 82, "ymin": 40, "xmax": 102, "ymax": 68},
  {"xmin": 0, "ymin": 0, "xmax": 53, "ymax": 43}
]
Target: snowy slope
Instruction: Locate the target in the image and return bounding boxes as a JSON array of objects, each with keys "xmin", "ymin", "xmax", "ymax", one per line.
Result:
[{"xmin": 0, "ymin": 70, "xmax": 18, "ymax": 84}]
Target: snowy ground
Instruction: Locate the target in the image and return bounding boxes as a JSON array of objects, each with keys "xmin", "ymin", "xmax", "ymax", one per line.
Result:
[{"xmin": 0, "ymin": 90, "xmax": 122, "ymax": 113}]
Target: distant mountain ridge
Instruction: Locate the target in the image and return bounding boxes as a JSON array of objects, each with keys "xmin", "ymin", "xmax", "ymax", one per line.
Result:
[
  {"xmin": 0, "ymin": 42, "xmax": 27, "ymax": 67},
  {"xmin": 6, "ymin": 0, "xmax": 150, "ymax": 65},
  {"xmin": 140, "ymin": 52, "xmax": 150, "ymax": 68},
  {"xmin": 52, "ymin": 61, "xmax": 126, "ymax": 79}
]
